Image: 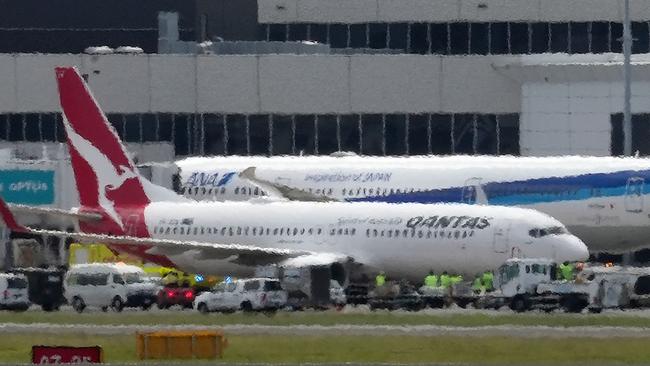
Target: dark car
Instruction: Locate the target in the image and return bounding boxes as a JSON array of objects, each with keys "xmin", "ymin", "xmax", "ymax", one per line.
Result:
[
  {"xmin": 157, "ymin": 286, "xmax": 195, "ymax": 309},
  {"xmin": 10, "ymin": 267, "xmax": 66, "ymax": 311}
]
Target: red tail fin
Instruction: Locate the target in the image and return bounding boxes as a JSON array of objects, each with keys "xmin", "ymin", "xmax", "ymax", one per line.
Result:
[
  {"xmin": 0, "ymin": 196, "xmax": 28, "ymax": 233},
  {"xmin": 55, "ymin": 67, "xmax": 150, "ymax": 232}
]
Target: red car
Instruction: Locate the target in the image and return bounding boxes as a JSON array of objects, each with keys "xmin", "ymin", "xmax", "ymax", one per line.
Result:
[{"xmin": 156, "ymin": 287, "xmax": 195, "ymax": 309}]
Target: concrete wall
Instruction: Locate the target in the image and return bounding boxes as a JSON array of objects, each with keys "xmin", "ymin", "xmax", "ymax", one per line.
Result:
[
  {"xmin": 0, "ymin": 141, "xmax": 174, "ymax": 164},
  {"xmin": 521, "ymin": 80, "xmax": 650, "ymax": 156},
  {"xmin": 9, "ymin": 52, "xmax": 649, "ymax": 157},
  {"xmin": 259, "ymin": 0, "xmax": 650, "ymax": 23},
  {"xmin": 0, "ymin": 53, "xmax": 520, "ymax": 114}
]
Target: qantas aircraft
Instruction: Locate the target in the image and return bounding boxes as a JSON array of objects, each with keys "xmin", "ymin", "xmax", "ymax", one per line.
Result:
[
  {"xmin": 0, "ymin": 67, "xmax": 588, "ymax": 281},
  {"xmin": 178, "ymin": 154, "xmax": 650, "ymax": 254}
]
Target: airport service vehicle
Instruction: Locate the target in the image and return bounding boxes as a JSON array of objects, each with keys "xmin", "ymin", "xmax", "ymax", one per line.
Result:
[
  {"xmin": 575, "ymin": 265, "xmax": 650, "ymax": 312},
  {"xmin": 156, "ymin": 286, "xmax": 195, "ymax": 309},
  {"xmin": 475, "ymin": 258, "xmax": 590, "ymax": 313},
  {"xmin": 418, "ymin": 285, "xmax": 447, "ymax": 308},
  {"xmin": 283, "ymin": 280, "xmax": 348, "ymax": 310},
  {"xmin": 178, "ymin": 154, "xmax": 650, "ymax": 254},
  {"xmin": 194, "ymin": 278, "xmax": 287, "ymax": 313},
  {"xmin": 64, "ymin": 263, "xmax": 158, "ymax": 313},
  {"xmin": 367, "ymin": 281, "xmax": 424, "ymax": 311},
  {"xmin": 10, "ymin": 267, "xmax": 65, "ymax": 311},
  {"xmin": 329, "ymin": 280, "xmax": 346, "ymax": 308},
  {"xmin": 0, "ymin": 67, "xmax": 587, "ymax": 284},
  {"xmin": 345, "ymin": 283, "xmax": 371, "ymax": 305},
  {"xmin": 0, "ymin": 273, "xmax": 30, "ymax": 311},
  {"xmin": 258, "ymin": 266, "xmax": 346, "ymax": 309}
]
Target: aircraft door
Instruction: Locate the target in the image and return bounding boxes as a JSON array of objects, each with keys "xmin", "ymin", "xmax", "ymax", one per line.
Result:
[
  {"xmin": 492, "ymin": 222, "xmax": 510, "ymax": 254},
  {"xmin": 462, "ymin": 178, "xmax": 484, "ymax": 204},
  {"xmin": 624, "ymin": 177, "xmax": 644, "ymax": 213}
]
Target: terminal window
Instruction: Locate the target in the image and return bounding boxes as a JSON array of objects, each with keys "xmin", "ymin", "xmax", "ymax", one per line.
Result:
[
  {"xmin": 265, "ymin": 21, "xmax": 650, "ymax": 55},
  {"xmin": 0, "ymin": 112, "xmax": 519, "ymax": 157},
  {"xmin": 611, "ymin": 113, "xmax": 650, "ymax": 156}
]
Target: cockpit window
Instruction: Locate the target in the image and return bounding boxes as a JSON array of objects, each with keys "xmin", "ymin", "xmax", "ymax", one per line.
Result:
[
  {"xmin": 545, "ymin": 226, "xmax": 567, "ymax": 235},
  {"xmin": 529, "ymin": 226, "xmax": 567, "ymax": 238}
]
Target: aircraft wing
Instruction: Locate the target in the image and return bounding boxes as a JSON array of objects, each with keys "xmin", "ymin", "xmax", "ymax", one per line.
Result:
[
  {"xmin": 0, "ymin": 197, "xmax": 350, "ymax": 268},
  {"xmin": 47, "ymin": 230, "xmax": 338, "ymax": 266},
  {"xmin": 239, "ymin": 167, "xmax": 337, "ymax": 202},
  {"xmin": 6, "ymin": 203, "xmax": 102, "ymax": 228}
]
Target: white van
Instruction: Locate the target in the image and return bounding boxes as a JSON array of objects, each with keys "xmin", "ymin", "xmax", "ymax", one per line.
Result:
[
  {"xmin": 64, "ymin": 263, "xmax": 158, "ymax": 313},
  {"xmin": 0, "ymin": 273, "xmax": 30, "ymax": 311}
]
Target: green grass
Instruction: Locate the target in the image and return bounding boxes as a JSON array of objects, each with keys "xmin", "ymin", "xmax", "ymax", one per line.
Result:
[
  {"xmin": 2, "ymin": 333, "xmax": 650, "ymax": 364},
  {"xmin": 3, "ymin": 310, "xmax": 650, "ymax": 328}
]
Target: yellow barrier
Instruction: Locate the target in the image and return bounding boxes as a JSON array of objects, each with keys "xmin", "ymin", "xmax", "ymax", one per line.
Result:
[{"xmin": 136, "ymin": 330, "xmax": 226, "ymax": 360}]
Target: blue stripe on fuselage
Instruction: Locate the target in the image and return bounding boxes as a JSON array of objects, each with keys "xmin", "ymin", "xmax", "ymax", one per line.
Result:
[{"xmin": 348, "ymin": 169, "xmax": 648, "ymax": 205}]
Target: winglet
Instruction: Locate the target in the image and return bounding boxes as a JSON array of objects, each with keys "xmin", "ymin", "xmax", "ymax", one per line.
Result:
[
  {"xmin": 0, "ymin": 195, "xmax": 28, "ymax": 232},
  {"xmin": 239, "ymin": 167, "xmax": 286, "ymax": 200}
]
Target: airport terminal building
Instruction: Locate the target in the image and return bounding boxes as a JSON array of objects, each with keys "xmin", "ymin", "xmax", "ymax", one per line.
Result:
[
  {"xmin": 0, "ymin": 0, "xmax": 649, "ymax": 264},
  {"xmin": 2, "ymin": 0, "xmax": 650, "ymax": 163}
]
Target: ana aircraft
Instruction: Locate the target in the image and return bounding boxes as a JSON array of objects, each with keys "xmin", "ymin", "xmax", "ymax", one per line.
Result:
[
  {"xmin": 0, "ymin": 66, "xmax": 588, "ymax": 281},
  {"xmin": 178, "ymin": 154, "xmax": 650, "ymax": 253}
]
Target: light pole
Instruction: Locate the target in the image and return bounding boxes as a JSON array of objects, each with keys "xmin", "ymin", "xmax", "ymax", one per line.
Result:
[
  {"xmin": 623, "ymin": 0, "xmax": 633, "ymax": 156},
  {"xmin": 623, "ymin": 0, "xmax": 635, "ymax": 266}
]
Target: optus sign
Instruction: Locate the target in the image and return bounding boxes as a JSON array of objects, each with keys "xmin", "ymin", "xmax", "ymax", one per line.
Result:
[
  {"xmin": 32, "ymin": 345, "xmax": 103, "ymax": 364},
  {"xmin": 0, "ymin": 170, "xmax": 54, "ymax": 205}
]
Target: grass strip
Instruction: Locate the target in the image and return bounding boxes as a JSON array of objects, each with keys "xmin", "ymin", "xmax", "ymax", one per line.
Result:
[{"xmin": 1, "ymin": 333, "xmax": 650, "ymax": 364}]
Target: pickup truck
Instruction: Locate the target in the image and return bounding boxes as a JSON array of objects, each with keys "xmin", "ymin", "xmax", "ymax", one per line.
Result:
[{"xmin": 194, "ymin": 278, "xmax": 287, "ymax": 313}]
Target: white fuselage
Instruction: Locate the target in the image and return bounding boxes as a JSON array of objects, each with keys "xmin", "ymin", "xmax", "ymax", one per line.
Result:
[
  {"xmin": 178, "ymin": 155, "xmax": 650, "ymax": 253},
  {"xmin": 143, "ymin": 200, "xmax": 587, "ymax": 280}
]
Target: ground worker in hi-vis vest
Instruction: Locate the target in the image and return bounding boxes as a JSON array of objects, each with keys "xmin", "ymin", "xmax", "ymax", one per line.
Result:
[
  {"xmin": 440, "ymin": 271, "xmax": 452, "ymax": 288},
  {"xmin": 472, "ymin": 275, "xmax": 484, "ymax": 294},
  {"xmin": 558, "ymin": 261, "xmax": 575, "ymax": 281},
  {"xmin": 375, "ymin": 271, "xmax": 386, "ymax": 287},
  {"xmin": 424, "ymin": 270, "xmax": 438, "ymax": 287},
  {"xmin": 482, "ymin": 271, "xmax": 494, "ymax": 291}
]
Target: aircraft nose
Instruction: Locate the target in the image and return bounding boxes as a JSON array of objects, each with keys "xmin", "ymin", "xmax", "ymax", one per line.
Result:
[{"xmin": 558, "ymin": 235, "xmax": 589, "ymax": 262}]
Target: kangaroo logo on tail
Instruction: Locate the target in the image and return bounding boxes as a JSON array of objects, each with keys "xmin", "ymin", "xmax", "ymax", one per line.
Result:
[
  {"xmin": 55, "ymin": 67, "xmax": 150, "ymax": 233},
  {"xmin": 62, "ymin": 116, "xmax": 138, "ymax": 229}
]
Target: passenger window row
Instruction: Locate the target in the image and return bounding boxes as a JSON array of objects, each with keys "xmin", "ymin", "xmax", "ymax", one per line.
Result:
[
  {"xmin": 153, "ymin": 224, "xmax": 477, "ymax": 240},
  {"xmin": 153, "ymin": 225, "xmax": 357, "ymax": 237},
  {"xmin": 365, "ymin": 228, "xmax": 474, "ymax": 240},
  {"xmin": 183, "ymin": 185, "xmax": 425, "ymax": 198},
  {"xmin": 307, "ymin": 188, "xmax": 334, "ymax": 196},
  {"xmin": 342, "ymin": 187, "xmax": 420, "ymax": 197},
  {"xmin": 183, "ymin": 183, "xmax": 592, "ymax": 199},
  {"xmin": 182, "ymin": 186, "xmax": 266, "ymax": 197}
]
